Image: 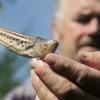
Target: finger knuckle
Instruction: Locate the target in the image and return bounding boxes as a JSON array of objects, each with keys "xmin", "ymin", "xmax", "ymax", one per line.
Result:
[
  {"xmin": 55, "ymin": 79, "xmax": 75, "ymax": 97},
  {"xmin": 58, "ymin": 82, "xmax": 81, "ymax": 100},
  {"xmin": 34, "ymin": 66, "xmax": 49, "ymax": 81},
  {"xmin": 77, "ymin": 68, "xmax": 90, "ymax": 86},
  {"xmin": 40, "ymin": 70, "xmax": 48, "ymax": 81}
]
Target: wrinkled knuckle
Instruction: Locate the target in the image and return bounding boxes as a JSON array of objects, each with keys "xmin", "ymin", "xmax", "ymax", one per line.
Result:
[
  {"xmin": 77, "ymin": 68, "xmax": 90, "ymax": 85},
  {"xmin": 39, "ymin": 69, "xmax": 48, "ymax": 81},
  {"xmin": 63, "ymin": 84, "xmax": 77, "ymax": 97},
  {"xmin": 56, "ymin": 80, "xmax": 75, "ymax": 97},
  {"xmin": 34, "ymin": 66, "xmax": 48, "ymax": 80},
  {"xmin": 59, "ymin": 82, "xmax": 80, "ymax": 99}
]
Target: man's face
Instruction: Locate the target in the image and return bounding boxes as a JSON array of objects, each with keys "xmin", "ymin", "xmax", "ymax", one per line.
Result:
[{"xmin": 53, "ymin": 0, "xmax": 100, "ymax": 60}]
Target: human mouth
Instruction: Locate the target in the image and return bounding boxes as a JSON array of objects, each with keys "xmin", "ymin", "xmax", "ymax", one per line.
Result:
[
  {"xmin": 79, "ymin": 46, "xmax": 98, "ymax": 52},
  {"xmin": 78, "ymin": 42, "xmax": 100, "ymax": 52}
]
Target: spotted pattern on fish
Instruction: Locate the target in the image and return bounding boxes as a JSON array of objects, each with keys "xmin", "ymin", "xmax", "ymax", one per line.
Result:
[{"xmin": 0, "ymin": 28, "xmax": 59, "ymax": 59}]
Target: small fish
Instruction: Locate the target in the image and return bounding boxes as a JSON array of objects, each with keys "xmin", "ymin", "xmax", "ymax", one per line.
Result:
[{"xmin": 0, "ymin": 28, "xmax": 59, "ymax": 59}]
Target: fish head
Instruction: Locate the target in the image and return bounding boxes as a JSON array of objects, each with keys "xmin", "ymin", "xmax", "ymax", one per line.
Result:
[{"xmin": 37, "ymin": 40, "xmax": 59, "ymax": 58}]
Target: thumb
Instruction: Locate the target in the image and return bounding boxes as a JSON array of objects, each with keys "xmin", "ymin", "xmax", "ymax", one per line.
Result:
[{"xmin": 78, "ymin": 51, "xmax": 100, "ymax": 71}]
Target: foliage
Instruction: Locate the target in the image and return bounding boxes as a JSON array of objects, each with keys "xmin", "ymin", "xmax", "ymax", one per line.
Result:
[{"xmin": 0, "ymin": 51, "xmax": 22, "ymax": 99}]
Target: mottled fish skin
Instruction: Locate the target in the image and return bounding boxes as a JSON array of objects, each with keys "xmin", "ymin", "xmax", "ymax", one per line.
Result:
[{"xmin": 0, "ymin": 28, "xmax": 59, "ymax": 59}]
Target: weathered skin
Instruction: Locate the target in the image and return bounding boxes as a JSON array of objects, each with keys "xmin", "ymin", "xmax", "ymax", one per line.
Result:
[{"xmin": 0, "ymin": 28, "xmax": 59, "ymax": 59}]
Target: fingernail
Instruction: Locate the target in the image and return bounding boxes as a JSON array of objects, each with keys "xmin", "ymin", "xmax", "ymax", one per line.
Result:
[
  {"xmin": 31, "ymin": 58, "xmax": 38, "ymax": 64},
  {"xmin": 78, "ymin": 51, "xmax": 92, "ymax": 60}
]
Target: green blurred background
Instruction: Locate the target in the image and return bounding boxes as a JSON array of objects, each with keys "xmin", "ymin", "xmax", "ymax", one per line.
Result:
[{"xmin": 0, "ymin": 0, "xmax": 54, "ymax": 99}]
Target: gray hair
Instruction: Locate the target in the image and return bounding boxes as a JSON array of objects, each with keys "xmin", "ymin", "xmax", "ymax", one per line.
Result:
[{"xmin": 54, "ymin": 0, "xmax": 68, "ymax": 23}]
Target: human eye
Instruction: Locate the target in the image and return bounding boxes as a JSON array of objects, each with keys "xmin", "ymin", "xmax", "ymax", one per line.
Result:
[
  {"xmin": 75, "ymin": 15, "xmax": 92, "ymax": 24},
  {"xmin": 97, "ymin": 15, "xmax": 100, "ymax": 23}
]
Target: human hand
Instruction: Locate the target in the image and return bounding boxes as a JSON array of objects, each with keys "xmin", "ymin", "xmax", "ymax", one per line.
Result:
[
  {"xmin": 31, "ymin": 53, "xmax": 100, "ymax": 100},
  {"xmin": 78, "ymin": 51, "xmax": 100, "ymax": 70}
]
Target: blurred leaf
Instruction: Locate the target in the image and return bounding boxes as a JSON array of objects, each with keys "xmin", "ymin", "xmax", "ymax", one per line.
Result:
[
  {"xmin": 0, "ymin": 1, "xmax": 3, "ymax": 10},
  {"xmin": 0, "ymin": 51, "xmax": 22, "ymax": 98}
]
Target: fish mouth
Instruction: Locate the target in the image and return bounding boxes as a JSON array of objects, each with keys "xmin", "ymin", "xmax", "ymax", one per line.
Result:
[
  {"xmin": 51, "ymin": 40, "xmax": 59, "ymax": 52},
  {"xmin": 54, "ymin": 40, "xmax": 59, "ymax": 47}
]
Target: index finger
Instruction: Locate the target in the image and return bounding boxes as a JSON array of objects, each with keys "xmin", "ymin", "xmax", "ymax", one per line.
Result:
[{"xmin": 44, "ymin": 53, "xmax": 100, "ymax": 97}]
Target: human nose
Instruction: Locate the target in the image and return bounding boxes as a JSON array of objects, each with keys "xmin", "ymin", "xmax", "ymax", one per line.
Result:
[{"xmin": 84, "ymin": 18, "xmax": 100, "ymax": 36}]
